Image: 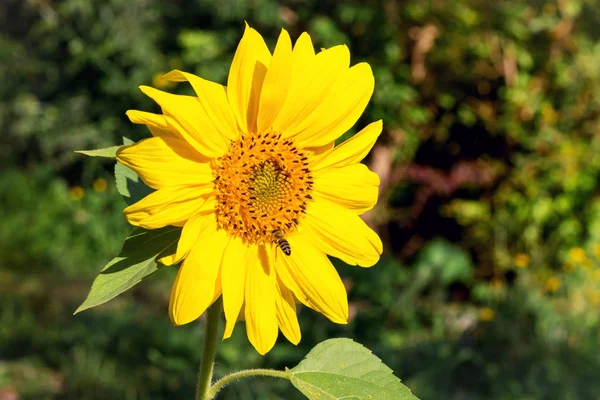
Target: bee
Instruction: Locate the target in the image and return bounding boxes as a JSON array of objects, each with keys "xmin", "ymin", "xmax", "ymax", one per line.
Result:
[{"xmin": 271, "ymin": 229, "xmax": 291, "ymax": 256}]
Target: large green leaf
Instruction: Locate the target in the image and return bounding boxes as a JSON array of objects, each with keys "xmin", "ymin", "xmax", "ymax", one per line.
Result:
[
  {"xmin": 114, "ymin": 137, "xmax": 154, "ymax": 205},
  {"xmin": 290, "ymin": 338, "xmax": 419, "ymax": 400},
  {"xmin": 74, "ymin": 226, "xmax": 181, "ymax": 314},
  {"xmin": 75, "ymin": 146, "xmax": 121, "ymax": 158}
]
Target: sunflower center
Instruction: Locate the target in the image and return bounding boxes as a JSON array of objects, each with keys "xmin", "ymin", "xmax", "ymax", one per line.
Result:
[{"xmin": 212, "ymin": 132, "xmax": 313, "ymax": 244}]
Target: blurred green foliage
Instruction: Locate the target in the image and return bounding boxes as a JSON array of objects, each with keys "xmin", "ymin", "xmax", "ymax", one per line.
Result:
[{"xmin": 2, "ymin": 0, "xmax": 600, "ymax": 399}]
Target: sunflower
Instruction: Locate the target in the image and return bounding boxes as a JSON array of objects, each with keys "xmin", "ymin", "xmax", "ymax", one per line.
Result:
[{"xmin": 117, "ymin": 25, "xmax": 383, "ymax": 355}]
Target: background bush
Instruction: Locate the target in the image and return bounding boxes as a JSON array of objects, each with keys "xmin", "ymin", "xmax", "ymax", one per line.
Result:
[{"xmin": 2, "ymin": 0, "xmax": 600, "ymax": 399}]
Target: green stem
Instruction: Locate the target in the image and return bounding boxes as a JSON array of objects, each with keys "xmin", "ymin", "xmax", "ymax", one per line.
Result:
[
  {"xmin": 207, "ymin": 368, "xmax": 290, "ymax": 398},
  {"xmin": 195, "ymin": 299, "xmax": 222, "ymax": 400}
]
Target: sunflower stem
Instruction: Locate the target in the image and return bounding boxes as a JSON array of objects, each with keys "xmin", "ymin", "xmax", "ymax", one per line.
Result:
[
  {"xmin": 195, "ymin": 299, "xmax": 222, "ymax": 400},
  {"xmin": 207, "ymin": 368, "xmax": 291, "ymax": 398}
]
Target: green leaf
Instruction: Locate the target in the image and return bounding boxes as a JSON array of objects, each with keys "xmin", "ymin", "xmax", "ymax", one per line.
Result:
[
  {"xmin": 74, "ymin": 226, "xmax": 181, "ymax": 314},
  {"xmin": 114, "ymin": 137, "xmax": 154, "ymax": 205},
  {"xmin": 290, "ymin": 338, "xmax": 419, "ymax": 400},
  {"xmin": 115, "ymin": 161, "xmax": 154, "ymax": 205},
  {"xmin": 75, "ymin": 146, "xmax": 121, "ymax": 158}
]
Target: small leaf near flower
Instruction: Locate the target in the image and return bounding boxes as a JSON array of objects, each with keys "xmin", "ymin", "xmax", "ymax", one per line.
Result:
[
  {"xmin": 75, "ymin": 146, "xmax": 121, "ymax": 158},
  {"xmin": 74, "ymin": 226, "xmax": 181, "ymax": 314},
  {"xmin": 290, "ymin": 338, "xmax": 419, "ymax": 400}
]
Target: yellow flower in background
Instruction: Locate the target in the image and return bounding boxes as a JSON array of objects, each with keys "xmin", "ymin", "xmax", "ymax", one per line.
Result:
[
  {"xmin": 514, "ymin": 253, "xmax": 530, "ymax": 268},
  {"xmin": 479, "ymin": 307, "xmax": 495, "ymax": 322},
  {"xmin": 69, "ymin": 186, "xmax": 85, "ymax": 201},
  {"xmin": 117, "ymin": 25, "xmax": 382, "ymax": 354},
  {"xmin": 93, "ymin": 178, "xmax": 108, "ymax": 193},
  {"xmin": 541, "ymin": 102, "xmax": 558, "ymax": 125},
  {"xmin": 593, "ymin": 244, "xmax": 600, "ymax": 260},
  {"xmin": 545, "ymin": 276, "xmax": 561, "ymax": 293},
  {"xmin": 588, "ymin": 290, "xmax": 600, "ymax": 306},
  {"xmin": 568, "ymin": 247, "xmax": 587, "ymax": 263}
]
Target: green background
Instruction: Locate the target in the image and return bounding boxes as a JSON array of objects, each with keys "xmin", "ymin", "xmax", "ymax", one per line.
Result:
[{"xmin": 2, "ymin": 0, "xmax": 600, "ymax": 399}]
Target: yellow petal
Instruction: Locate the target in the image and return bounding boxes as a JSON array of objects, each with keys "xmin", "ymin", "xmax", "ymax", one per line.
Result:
[
  {"xmin": 313, "ymin": 164, "xmax": 380, "ymax": 214},
  {"xmin": 311, "ymin": 120, "xmax": 383, "ymax": 170},
  {"xmin": 158, "ymin": 253, "xmax": 178, "ymax": 267},
  {"xmin": 124, "ymin": 186, "xmax": 214, "ymax": 229},
  {"xmin": 156, "ymin": 227, "xmax": 184, "ymax": 266},
  {"xmin": 275, "ymin": 274, "xmax": 301, "ymax": 345},
  {"xmin": 273, "ymin": 44, "xmax": 350, "ymax": 136},
  {"xmin": 161, "ymin": 70, "xmax": 238, "ymax": 141},
  {"xmin": 126, "ymin": 110, "xmax": 180, "ymax": 138},
  {"xmin": 293, "ymin": 32, "xmax": 315, "ymax": 59},
  {"xmin": 276, "ymin": 232, "xmax": 348, "ymax": 324},
  {"xmin": 116, "ymin": 136, "xmax": 213, "ymax": 189},
  {"xmin": 267, "ymin": 245, "xmax": 313, "ymax": 311},
  {"xmin": 221, "ymin": 236, "xmax": 249, "ymax": 339},
  {"xmin": 301, "ymin": 197, "xmax": 382, "ymax": 267},
  {"xmin": 257, "ymin": 29, "xmax": 293, "ymax": 133},
  {"xmin": 139, "ymin": 86, "xmax": 228, "ymax": 157},
  {"xmin": 166, "ymin": 212, "xmax": 214, "ymax": 266},
  {"xmin": 245, "ymin": 245, "xmax": 278, "ymax": 355},
  {"xmin": 305, "ymin": 141, "xmax": 334, "ymax": 159},
  {"xmin": 227, "ymin": 24, "xmax": 271, "ymax": 134},
  {"xmin": 293, "ymin": 63, "xmax": 375, "ymax": 148},
  {"xmin": 169, "ymin": 215, "xmax": 226, "ymax": 325}
]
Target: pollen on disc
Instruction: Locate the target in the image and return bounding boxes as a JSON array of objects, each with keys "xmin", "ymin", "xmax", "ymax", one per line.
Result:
[{"xmin": 212, "ymin": 131, "xmax": 313, "ymax": 244}]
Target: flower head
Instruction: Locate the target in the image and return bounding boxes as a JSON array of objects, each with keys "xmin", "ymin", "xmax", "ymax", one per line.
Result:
[
  {"xmin": 513, "ymin": 253, "xmax": 530, "ymax": 269},
  {"xmin": 117, "ymin": 25, "xmax": 382, "ymax": 354},
  {"xmin": 479, "ymin": 307, "xmax": 495, "ymax": 322},
  {"xmin": 69, "ymin": 186, "xmax": 85, "ymax": 201},
  {"xmin": 93, "ymin": 178, "xmax": 108, "ymax": 193},
  {"xmin": 568, "ymin": 247, "xmax": 587, "ymax": 264},
  {"xmin": 545, "ymin": 276, "xmax": 561, "ymax": 293}
]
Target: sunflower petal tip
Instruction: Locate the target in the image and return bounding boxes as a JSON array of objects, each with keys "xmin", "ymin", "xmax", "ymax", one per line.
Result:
[
  {"xmin": 139, "ymin": 85, "xmax": 155, "ymax": 96},
  {"xmin": 243, "ymin": 21, "xmax": 258, "ymax": 35},
  {"xmin": 374, "ymin": 235, "xmax": 384, "ymax": 255},
  {"xmin": 257, "ymin": 341, "xmax": 276, "ymax": 355},
  {"xmin": 223, "ymin": 320, "xmax": 236, "ymax": 340},
  {"xmin": 289, "ymin": 334, "xmax": 301, "ymax": 345},
  {"xmin": 359, "ymin": 259, "xmax": 377, "ymax": 268},
  {"xmin": 158, "ymin": 254, "xmax": 175, "ymax": 266},
  {"xmin": 168, "ymin": 312, "xmax": 180, "ymax": 326},
  {"xmin": 162, "ymin": 70, "xmax": 185, "ymax": 82},
  {"xmin": 169, "ymin": 308, "xmax": 196, "ymax": 326}
]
